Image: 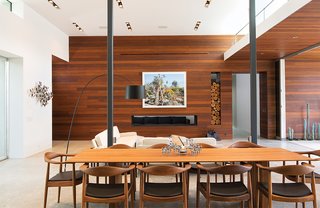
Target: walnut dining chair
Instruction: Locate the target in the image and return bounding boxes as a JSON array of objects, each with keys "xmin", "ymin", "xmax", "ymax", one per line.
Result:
[
  {"xmin": 257, "ymin": 163, "xmax": 317, "ymax": 208},
  {"xmin": 80, "ymin": 163, "xmax": 135, "ymax": 208},
  {"xmin": 196, "ymin": 163, "xmax": 253, "ymax": 208},
  {"xmin": 137, "ymin": 164, "xmax": 191, "ymax": 208},
  {"xmin": 43, "ymin": 152, "xmax": 83, "ymax": 208}
]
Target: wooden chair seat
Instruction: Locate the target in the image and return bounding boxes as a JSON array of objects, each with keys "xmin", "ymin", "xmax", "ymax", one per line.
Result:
[
  {"xmin": 144, "ymin": 183, "xmax": 182, "ymax": 197},
  {"xmin": 200, "ymin": 182, "xmax": 248, "ymax": 197},
  {"xmin": 86, "ymin": 183, "xmax": 132, "ymax": 198},
  {"xmin": 259, "ymin": 182, "xmax": 312, "ymax": 197},
  {"xmin": 50, "ymin": 170, "xmax": 82, "ymax": 182}
]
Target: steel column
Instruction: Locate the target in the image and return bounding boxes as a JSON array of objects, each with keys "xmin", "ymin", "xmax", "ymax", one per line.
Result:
[
  {"xmin": 107, "ymin": 0, "xmax": 114, "ymax": 147},
  {"xmin": 249, "ymin": 0, "xmax": 258, "ymax": 144}
]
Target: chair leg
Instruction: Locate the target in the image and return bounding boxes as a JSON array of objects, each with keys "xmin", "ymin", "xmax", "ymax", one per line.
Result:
[
  {"xmin": 130, "ymin": 191, "xmax": 134, "ymax": 208},
  {"xmin": 248, "ymin": 198, "xmax": 253, "ymax": 208},
  {"xmin": 43, "ymin": 185, "xmax": 48, "ymax": 208},
  {"xmin": 82, "ymin": 200, "xmax": 86, "ymax": 208},
  {"xmin": 240, "ymin": 201, "xmax": 244, "ymax": 208},
  {"xmin": 206, "ymin": 196, "xmax": 210, "ymax": 208},
  {"xmin": 268, "ymin": 195, "xmax": 273, "ymax": 208},
  {"xmin": 139, "ymin": 198, "xmax": 144, "ymax": 208},
  {"xmin": 73, "ymin": 185, "xmax": 76, "ymax": 208},
  {"xmin": 196, "ymin": 185, "xmax": 200, "ymax": 208},
  {"xmin": 124, "ymin": 198, "xmax": 128, "ymax": 208},
  {"xmin": 57, "ymin": 187, "xmax": 61, "ymax": 203},
  {"xmin": 303, "ymin": 202, "xmax": 306, "ymax": 208},
  {"xmin": 313, "ymin": 198, "xmax": 318, "ymax": 208},
  {"xmin": 295, "ymin": 202, "xmax": 298, "ymax": 208}
]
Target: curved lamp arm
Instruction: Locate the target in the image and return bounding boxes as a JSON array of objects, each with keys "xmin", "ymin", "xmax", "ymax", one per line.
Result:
[
  {"xmin": 65, "ymin": 73, "xmax": 106, "ymax": 157},
  {"xmin": 64, "ymin": 73, "xmax": 145, "ymax": 158}
]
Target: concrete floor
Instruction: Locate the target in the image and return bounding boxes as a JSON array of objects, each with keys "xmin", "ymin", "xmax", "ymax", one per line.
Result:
[{"xmin": 1, "ymin": 138, "xmax": 320, "ymax": 208}]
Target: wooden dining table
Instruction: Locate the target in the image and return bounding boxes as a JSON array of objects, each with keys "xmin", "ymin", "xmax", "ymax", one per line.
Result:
[{"xmin": 68, "ymin": 147, "xmax": 312, "ymax": 207}]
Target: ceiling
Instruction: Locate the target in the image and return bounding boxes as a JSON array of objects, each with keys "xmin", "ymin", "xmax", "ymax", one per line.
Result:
[
  {"xmin": 22, "ymin": 0, "xmax": 276, "ymax": 36},
  {"xmin": 226, "ymin": 0, "xmax": 320, "ymax": 60}
]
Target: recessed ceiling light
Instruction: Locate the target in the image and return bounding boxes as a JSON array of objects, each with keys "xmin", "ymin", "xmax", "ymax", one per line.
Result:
[
  {"xmin": 116, "ymin": 0, "xmax": 124, "ymax": 8},
  {"xmin": 205, "ymin": 0, "xmax": 211, "ymax": 8},
  {"xmin": 47, "ymin": 0, "xmax": 60, "ymax": 9},
  {"xmin": 72, "ymin": 22, "xmax": 84, "ymax": 32},
  {"xmin": 292, "ymin": 36, "xmax": 299, "ymax": 39},
  {"xmin": 158, "ymin": 26, "xmax": 168, "ymax": 29},
  {"xmin": 125, "ymin": 22, "xmax": 132, "ymax": 31},
  {"xmin": 194, "ymin": 21, "xmax": 201, "ymax": 31}
]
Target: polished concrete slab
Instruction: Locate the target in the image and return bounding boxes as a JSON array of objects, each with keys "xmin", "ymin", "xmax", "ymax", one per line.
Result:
[{"xmin": 0, "ymin": 138, "xmax": 319, "ymax": 207}]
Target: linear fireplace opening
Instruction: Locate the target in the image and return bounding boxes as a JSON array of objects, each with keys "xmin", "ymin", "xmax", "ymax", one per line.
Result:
[{"xmin": 132, "ymin": 115, "xmax": 197, "ymax": 126}]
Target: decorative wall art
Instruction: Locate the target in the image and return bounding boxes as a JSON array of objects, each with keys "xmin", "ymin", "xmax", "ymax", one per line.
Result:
[
  {"xmin": 29, "ymin": 81, "xmax": 53, "ymax": 107},
  {"xmin": 142, "ymin": 72, "xmax": 186, "ymax": 108}
]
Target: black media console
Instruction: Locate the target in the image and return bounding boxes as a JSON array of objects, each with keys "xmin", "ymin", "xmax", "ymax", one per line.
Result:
[{"xmin": 132, "ymin": 115, "xmax": 197, "ymax": 126}]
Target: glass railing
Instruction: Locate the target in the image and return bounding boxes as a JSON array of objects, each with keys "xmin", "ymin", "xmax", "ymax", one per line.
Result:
[{"xmin": 233, "ymin": 0, "xmax": 289, "ymax": 45}]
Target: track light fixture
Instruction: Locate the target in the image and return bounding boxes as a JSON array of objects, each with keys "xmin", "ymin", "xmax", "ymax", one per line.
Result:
[
  {"xmin": 194, "ymin": 21, "xmax": 201, "ymax": 31},
  {"xmin": 205, "ymin": 0, "xmax": 211, "ymax": 8},
  {"xmin": 72, "ymin": 22, "xmax": 84, "ymax": 32},
  {"xmin": 125, "ymin": 22, "xmax": 132, "ymax": 31},
  {"xmin": 116, "ymin": 0, "xmax": 124, "ymax": 8},
  {"xmin": 47, "ymin": 0, "xmax": 60, "ymax": 9}
]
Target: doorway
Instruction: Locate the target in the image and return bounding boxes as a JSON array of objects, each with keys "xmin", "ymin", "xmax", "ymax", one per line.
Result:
[
  {"xmin": 232, "ymin": 73, "xmax": 260, "ymax": 139},
  {"xmin": 0, "ymin": 56, "xmax": 8, "ymax": 161}
]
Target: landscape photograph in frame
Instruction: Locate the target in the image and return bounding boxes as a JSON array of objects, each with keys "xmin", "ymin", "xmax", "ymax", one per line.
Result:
[{"xmin": 142, "ymin": 72, "xmax": 187, "ymax": 108}]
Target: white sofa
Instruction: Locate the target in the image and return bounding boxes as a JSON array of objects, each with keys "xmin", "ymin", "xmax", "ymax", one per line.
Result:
[{"xmin": 92, "ymin": 126, "xmax": 138, "ymax": 148}]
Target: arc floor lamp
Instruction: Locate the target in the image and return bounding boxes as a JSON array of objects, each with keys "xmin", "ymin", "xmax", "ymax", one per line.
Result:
[{"xmin": 64, "ymin": 73, "xmax": 145, "ymax": 155}]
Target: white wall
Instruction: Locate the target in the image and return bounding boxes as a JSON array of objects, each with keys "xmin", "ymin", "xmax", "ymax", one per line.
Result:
[
  {"xmin": 233, "ymin": 74, "xmax": 260, "ymax": 137},
  {"xmin": 0, "ymin": 3, "xmax": 69, "ymax": 158}
]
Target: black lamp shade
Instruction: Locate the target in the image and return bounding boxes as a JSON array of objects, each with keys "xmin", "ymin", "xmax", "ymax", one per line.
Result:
[{"xmin": 125, "ymin": 85, "xmax": 145, "ymax": 99}]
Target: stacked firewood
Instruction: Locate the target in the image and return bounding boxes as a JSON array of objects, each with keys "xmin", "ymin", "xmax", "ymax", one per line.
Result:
[{"xmin": 211, "ymin": 81, "xmax": 221, "ymax": 125}]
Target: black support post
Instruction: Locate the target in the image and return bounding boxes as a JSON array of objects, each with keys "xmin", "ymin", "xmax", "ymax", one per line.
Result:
[
  {"xmin": 107, "ymin": 0, "xmax": 114, "ymax": 147},
  {"xmin": 249, "ymin": 0, "xmax": 258, "ymax": 144}
]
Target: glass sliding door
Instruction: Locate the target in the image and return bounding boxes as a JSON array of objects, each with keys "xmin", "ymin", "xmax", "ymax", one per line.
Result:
[{"xmin": 0, "ymin": 56, "xmax": 8, "ymax": 161}]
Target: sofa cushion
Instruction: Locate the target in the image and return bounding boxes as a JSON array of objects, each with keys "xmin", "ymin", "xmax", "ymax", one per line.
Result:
[{"xmin": 95, "ymin": 130, "xmax": 108, "ymax": 146}]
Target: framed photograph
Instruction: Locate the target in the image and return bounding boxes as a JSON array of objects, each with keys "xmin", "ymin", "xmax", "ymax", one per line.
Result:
[{"xmin": 142, "ymin": 72, "xmax": 187, "ymax": 108}]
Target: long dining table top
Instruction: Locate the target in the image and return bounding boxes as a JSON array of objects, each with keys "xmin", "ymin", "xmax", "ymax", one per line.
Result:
[{"xmin": 67, "ymin": 147, "xmax": 311, "ymax": 163}]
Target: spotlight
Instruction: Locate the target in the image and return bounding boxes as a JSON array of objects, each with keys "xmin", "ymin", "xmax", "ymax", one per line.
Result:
[
  {"xmin": 194, "ymin": 21, "xmax": 201, "ymax": 31},
  {"xmin": 205, "ymin": 0, "xmax": 211, "ymax": 8},
  {"xmin": 125, "ymin": 22, "xmax": 132, "ymax": 31}
]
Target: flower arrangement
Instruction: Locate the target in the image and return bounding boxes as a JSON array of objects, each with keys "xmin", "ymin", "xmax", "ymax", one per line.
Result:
[{"xmin": 29, "ymin": 82, "xmax": 53, "ymax": 107}]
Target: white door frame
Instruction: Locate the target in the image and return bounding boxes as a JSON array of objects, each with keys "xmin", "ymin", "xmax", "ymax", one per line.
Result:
[{"xmin": 0, "ymin": 56, "xmax": 9, "ymax": 161}]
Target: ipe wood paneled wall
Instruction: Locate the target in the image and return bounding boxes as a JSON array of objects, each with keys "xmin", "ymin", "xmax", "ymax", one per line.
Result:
[
  {"xmin": 285, "ymin": 60, "xmax": 320, "ymax": 139},
  {"xmin": 52, "ymin": 36, "xmax": 276, "ymax": 140}
]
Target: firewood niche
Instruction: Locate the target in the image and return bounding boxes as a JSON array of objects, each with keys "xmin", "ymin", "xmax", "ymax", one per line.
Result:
[{"xmin": 210, "ymin": 73, "xmax": 221, "ymax": 125}]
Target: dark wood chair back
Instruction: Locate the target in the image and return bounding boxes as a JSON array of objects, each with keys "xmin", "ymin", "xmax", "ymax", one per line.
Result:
[
  {"xmin": 283, "ymin": 150, "xmax": 320, "ymax": 184},
  {"xmin": 228, "ymin": 141, "xmax": 264, "ymax": 148},
  {"xmin": 108, "ymin": 144, "xmax": 133, "ymax": 149},
  {"xmin": 147, "ymin": 143, "xmax": 168, "ymax": 149},
  {"xmin": 196, "ymin": 143, "xmax": 217, "ymax": 148}
]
